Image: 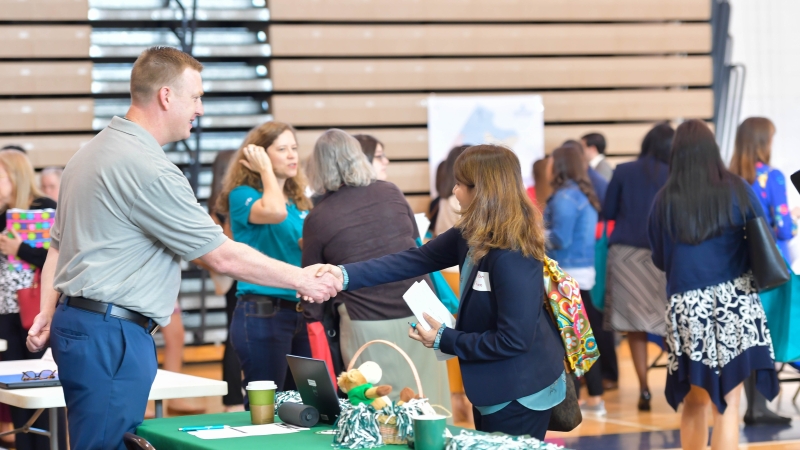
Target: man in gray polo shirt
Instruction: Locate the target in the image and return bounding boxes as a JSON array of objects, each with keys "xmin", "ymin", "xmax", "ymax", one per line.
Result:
[{"xmin": 25, "ymin": 47, "xmax": 341, "ymax": 450}]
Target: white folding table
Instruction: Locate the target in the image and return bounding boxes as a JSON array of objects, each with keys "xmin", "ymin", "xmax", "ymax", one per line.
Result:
[{"xmin": 0, "ymin": 359, "xmax": 227, "ymax": 450}]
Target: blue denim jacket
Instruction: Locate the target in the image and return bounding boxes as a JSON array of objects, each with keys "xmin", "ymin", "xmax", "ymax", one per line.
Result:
[{"xmin": 544, "ymin": 181, "xmax": 598, "ymax": 268}]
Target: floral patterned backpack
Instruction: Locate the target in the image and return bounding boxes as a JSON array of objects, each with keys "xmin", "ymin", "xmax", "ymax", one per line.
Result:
[{"xmin": 542, "ymin": 256, "xmax": 599, "ymax": 377}]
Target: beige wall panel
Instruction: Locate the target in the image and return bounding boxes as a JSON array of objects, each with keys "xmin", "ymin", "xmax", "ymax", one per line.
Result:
[
  {"xmin": 272, "ymin": 90, "xmax": 714, "ymax": 127},
  {"xmin": 0, "ymin": 0, "xmax": 88, "ymax": 20},
  {"xmin": 0, "ymin": 62, "xmax": 92, "ymax": 95},
  {"xmin": 0, "ymin": 99, "xmax": 94, "ymax": 133},
  {"xmin": 295, "ymin": 128, "xmax": 428, "ymax": 160},
  {"xmin": 269, "ymin": 0, "xmax": 711, "ymax": 22},
  {"xmin": 271, "ymin": 56, "xmax": 712, "ymax": 91},
  {"xmin": 270, "ymin": 23, "xmax": 711, "ymax": 57},
  {"xmin": 386, "ymin": 161, "xmax": 430, "ymax": 193},
  {"xmin": 0, "ymin": 135, "xmax": 94, "ymax": 168},
  {"xmin": 0, "ymin": 26, "xmax": 91, "ymax": 58},
  {"xmin": 405, "ymin": 194, "xmax": 430, "ymax": 214}
]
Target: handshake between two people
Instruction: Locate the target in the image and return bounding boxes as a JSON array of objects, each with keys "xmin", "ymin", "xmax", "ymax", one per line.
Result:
[{"xmin": 296, "ymin": 264, "xmax": 345, "ymax": 303}]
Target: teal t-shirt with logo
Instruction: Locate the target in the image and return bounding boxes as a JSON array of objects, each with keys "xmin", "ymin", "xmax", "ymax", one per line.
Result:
[{"xmin": 228, "ymin": 185, "xmax": 307, "ymax": 301}]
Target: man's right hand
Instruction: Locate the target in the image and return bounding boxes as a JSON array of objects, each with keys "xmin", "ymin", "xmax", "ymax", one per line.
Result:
[
  {"xmin": 296, "ymin": 264, "xmax": 342, "ymax": 303},
  {"xmin": 27, "ymin": 311, "xmax": 53, "ymax": 353}
]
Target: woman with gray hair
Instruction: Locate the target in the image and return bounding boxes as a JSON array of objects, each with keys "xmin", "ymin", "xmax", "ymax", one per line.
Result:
[{"xmin": 302, "ymin": 129, "xmax": 451, "ymax": 412}]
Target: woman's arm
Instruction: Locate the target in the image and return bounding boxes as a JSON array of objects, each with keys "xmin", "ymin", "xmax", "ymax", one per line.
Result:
[
  {"xmin": 546, "ymin": 194, "xmax": 577, "ymax": 250},
  {"xmin": 15, "ymin": 242, "xmax": 48, "ymax": 268},
  {"xmin": 344, "ymin": 227, "xmax": 461, "ymax": 291},
  {"xmin": 438, "ymin": 251, "xmax": 540, "ymax": 361},
  {"xmin": 239, "ymin": 144, "xmax": 288, "ymax": 225}
]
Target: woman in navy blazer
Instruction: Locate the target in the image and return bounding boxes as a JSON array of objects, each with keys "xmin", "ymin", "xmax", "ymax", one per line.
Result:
[{"xmin": 313, "ymin": 145, "xmax": 566, "ymax": 439}]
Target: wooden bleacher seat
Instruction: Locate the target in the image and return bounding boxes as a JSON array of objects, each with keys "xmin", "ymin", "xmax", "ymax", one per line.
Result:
[
  {"xmin": 269, "ymin": 23, "xmax": 711, "ymax": 57},
  {"xmin": 0, "ymin": 62, "xmax": 92, "ymax": 95},
  {"xmin": 0, "ymin": 99, "xmax": 94, "ymax": 133},
  {"xmin": 0, "ymin": 26, "xmax": 91, "ymax": 58},
  {"xmin": 0, "ymin": 135, "xmax": 94, "ymax": 168},
  {"xmin": 295, "ymin": 124, "xmax": 659, "ymax": 162},
  {"xmin": 270, "ymin": 56, "xmax": 711, "ymax": 91},
  {"xmin": 271, "ymin": 90, "xmax": 714, "ymax": 127},
  {"xmin": 268, "ymin": 0, "xmax": 710, "ymax": 22},
  {"xmin": 0, "ymin": 0, "xmax": 88, "ymax": 21}
]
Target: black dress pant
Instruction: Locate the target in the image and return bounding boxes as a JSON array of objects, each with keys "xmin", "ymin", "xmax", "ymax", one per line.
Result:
[
  {"xmin": 582, "ymin": 289, "xmax": 619, "ymax": 382},
  {"xmin": 222, "ymin": 282, "xmax": 244, "ymax": 406},
  {"xmin": 0, "ymin": 313, "xmax": 67, "ymax": 450},
  {"xmin": 472, "ymin": 401, "xmax": 552, "ymax": 441}
]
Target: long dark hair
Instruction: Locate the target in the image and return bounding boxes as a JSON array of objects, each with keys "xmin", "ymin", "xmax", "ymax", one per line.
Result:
[
  {"xmin": 550, "ymin": 145, "xmax": 601, "ymax": 211},
  {"xmin": 639, "ymin": 122, "xmax": 674, "ymax": 180},
  {"xmin": 640, "ymin": 122, "xmax": 674, "ymax": 164},
  {"xmin": 654, "ymin": 119, "xmax": 752, "ymax": 245}
]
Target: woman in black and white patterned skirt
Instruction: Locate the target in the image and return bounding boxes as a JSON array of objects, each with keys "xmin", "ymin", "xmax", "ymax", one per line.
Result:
[{"xmin": 647, "ymin": 120, "xmax": 778, "ymax": 450}]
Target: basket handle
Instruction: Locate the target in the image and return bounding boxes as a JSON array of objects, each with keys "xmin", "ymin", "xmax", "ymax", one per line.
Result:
[{"xmin": 346, "ymin": 339, "xmax": 424, "ymax": 398}]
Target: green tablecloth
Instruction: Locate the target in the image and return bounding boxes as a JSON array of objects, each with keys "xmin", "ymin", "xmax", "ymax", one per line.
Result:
[{"xmin": 136, "ymin": 412, "xmax": 338, "ymax": 450}]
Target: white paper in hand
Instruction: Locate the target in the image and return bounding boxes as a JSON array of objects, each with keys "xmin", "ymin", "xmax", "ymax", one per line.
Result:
[
  {"xmin": 403, "ymin": 281, "xmax": 456, "ymax": 361},
  {"xmin": 403, "ymin": 281, "xmax": 455, "ymax": 331}
]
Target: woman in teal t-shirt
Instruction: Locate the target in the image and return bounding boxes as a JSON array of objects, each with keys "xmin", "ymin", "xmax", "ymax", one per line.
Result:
[{"xmin": 217, "ymin": 121, "xmax": 313, "ymax": 399}]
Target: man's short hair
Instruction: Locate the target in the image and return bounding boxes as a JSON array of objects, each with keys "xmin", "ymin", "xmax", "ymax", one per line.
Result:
[
  {"xmin": 581, "ymin": 133, "xmax": 606, "ymax": 155},
  {"xmin": 130, "ymin": 46, "xmax": 203, "ymax": 105}
]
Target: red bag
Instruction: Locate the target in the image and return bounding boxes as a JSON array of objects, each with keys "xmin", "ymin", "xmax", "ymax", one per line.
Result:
[
  {"xmin": 17, "ymin": 269, "xmax": 41, "ymax": 330},
  {"xmin": 307, "ymin": 321, "xmax": 337, "ymax": 386}
]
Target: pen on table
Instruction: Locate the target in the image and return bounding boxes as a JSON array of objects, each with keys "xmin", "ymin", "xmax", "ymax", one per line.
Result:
[{"xmin": 179, "ymin": 425, "xmax": 226, "ymax": 432}]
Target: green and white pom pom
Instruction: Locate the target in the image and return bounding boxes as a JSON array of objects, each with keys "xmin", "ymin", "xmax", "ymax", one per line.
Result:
[
  {"xmin": 275, "ymin": 390, "xmax": 303, "ymax": 410},
  {"xmin": 333, "ymin": 403, "xmax": 383, "ymax": 449},
  {"xmin": 447, "ymin": 430, "xmax": 567, "ymax": 450}
]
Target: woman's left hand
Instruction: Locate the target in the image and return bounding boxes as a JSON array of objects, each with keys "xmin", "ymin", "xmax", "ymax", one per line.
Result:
[
  {"xmin": 408, "ymin": 313, "xmax": 442, "ymax": 348},
  {"xmin": 0, "ymin": 229, "xmax": 23, "ymax": 257}
]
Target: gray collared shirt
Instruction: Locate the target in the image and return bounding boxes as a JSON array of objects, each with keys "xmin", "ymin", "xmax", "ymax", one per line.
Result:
[{"xmin": 51, "ymin": 116, "xmax": 226, "ymax": 325}]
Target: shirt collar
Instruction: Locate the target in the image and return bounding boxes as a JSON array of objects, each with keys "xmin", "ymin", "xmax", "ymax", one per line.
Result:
[
  {"xmin": 589, "ymin": 154, "xmax": 605, "ymax": 169},
  {"xmin": 107, "ymin": 116, "xmax": 163, "ymax": 153}
]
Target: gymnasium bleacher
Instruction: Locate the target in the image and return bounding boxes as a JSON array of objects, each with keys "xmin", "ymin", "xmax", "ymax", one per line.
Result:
[{"xmin": 0, "ymin": 0, "xmax": 714, "ymax": 346}]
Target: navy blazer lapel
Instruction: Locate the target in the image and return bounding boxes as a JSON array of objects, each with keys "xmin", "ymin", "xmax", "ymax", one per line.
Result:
[{"xmin": 455, "ymin": 258, "xmax": 481, "ymax": 324}]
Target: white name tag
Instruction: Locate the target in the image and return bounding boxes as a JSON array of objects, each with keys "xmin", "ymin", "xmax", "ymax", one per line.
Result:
[{"xmin": 472, "ymin": 271, "xmax": 491, "ymax": 291}]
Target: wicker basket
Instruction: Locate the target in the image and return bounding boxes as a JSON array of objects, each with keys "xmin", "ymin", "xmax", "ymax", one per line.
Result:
[{"xmin": 347, "ymin": 339, "xmax": 424, "ymax": 445}]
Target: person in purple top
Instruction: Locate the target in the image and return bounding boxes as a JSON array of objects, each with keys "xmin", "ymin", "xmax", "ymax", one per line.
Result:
[
  {"xmin": 729, "ymin": 117, "xmax": 796, "ymax": 426},
  {"xmin": 730, "ymin": 117, "xmax": 797, "ymax": 261}
]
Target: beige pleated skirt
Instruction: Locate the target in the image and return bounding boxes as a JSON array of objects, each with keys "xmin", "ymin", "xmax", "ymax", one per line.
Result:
[
  {"xmin": 338, "ymin": 304, "xmax": 453, "ymax": 418},
  {"xmin": 604, "ymin": 244, "xmax": 669, "ymax": 335}
]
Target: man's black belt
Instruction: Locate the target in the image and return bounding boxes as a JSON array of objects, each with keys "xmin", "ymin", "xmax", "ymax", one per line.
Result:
[
  {"xmin": 239, "ymin": 294, "xmax": 304, "ymax": 313},
  {"xmin": 61, "ymin": 296, "xmax": 160, "ymax": 335}
]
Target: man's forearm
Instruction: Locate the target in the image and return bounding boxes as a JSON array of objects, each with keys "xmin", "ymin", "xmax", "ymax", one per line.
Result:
[
  {"xmin": 40, "ymin": 247, "xmax": 60, "ymax": 315},
  {"xmin": 202, "ymin": 239, "xmax": 301, "ymax": 291}
]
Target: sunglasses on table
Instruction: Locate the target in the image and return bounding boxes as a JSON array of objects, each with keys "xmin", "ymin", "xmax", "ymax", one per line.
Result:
[{"xmin": 21, "ymin": 370, "xmax": 57, "ymax": 381}]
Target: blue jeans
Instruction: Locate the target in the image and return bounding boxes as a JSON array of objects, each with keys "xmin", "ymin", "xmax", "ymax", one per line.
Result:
[
  {"xmin": 229, "ymin": 297, "xmax": 311, "ymax": 408},
  {"xmin": 50, "ymin": 300, "xmax": 158, "ymax": 450}
]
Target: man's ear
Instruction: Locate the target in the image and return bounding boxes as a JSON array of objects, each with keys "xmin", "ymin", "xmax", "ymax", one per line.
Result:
[{"xmin": 157, "ymin": 86, "xmax": 171, "ymax": 111}]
